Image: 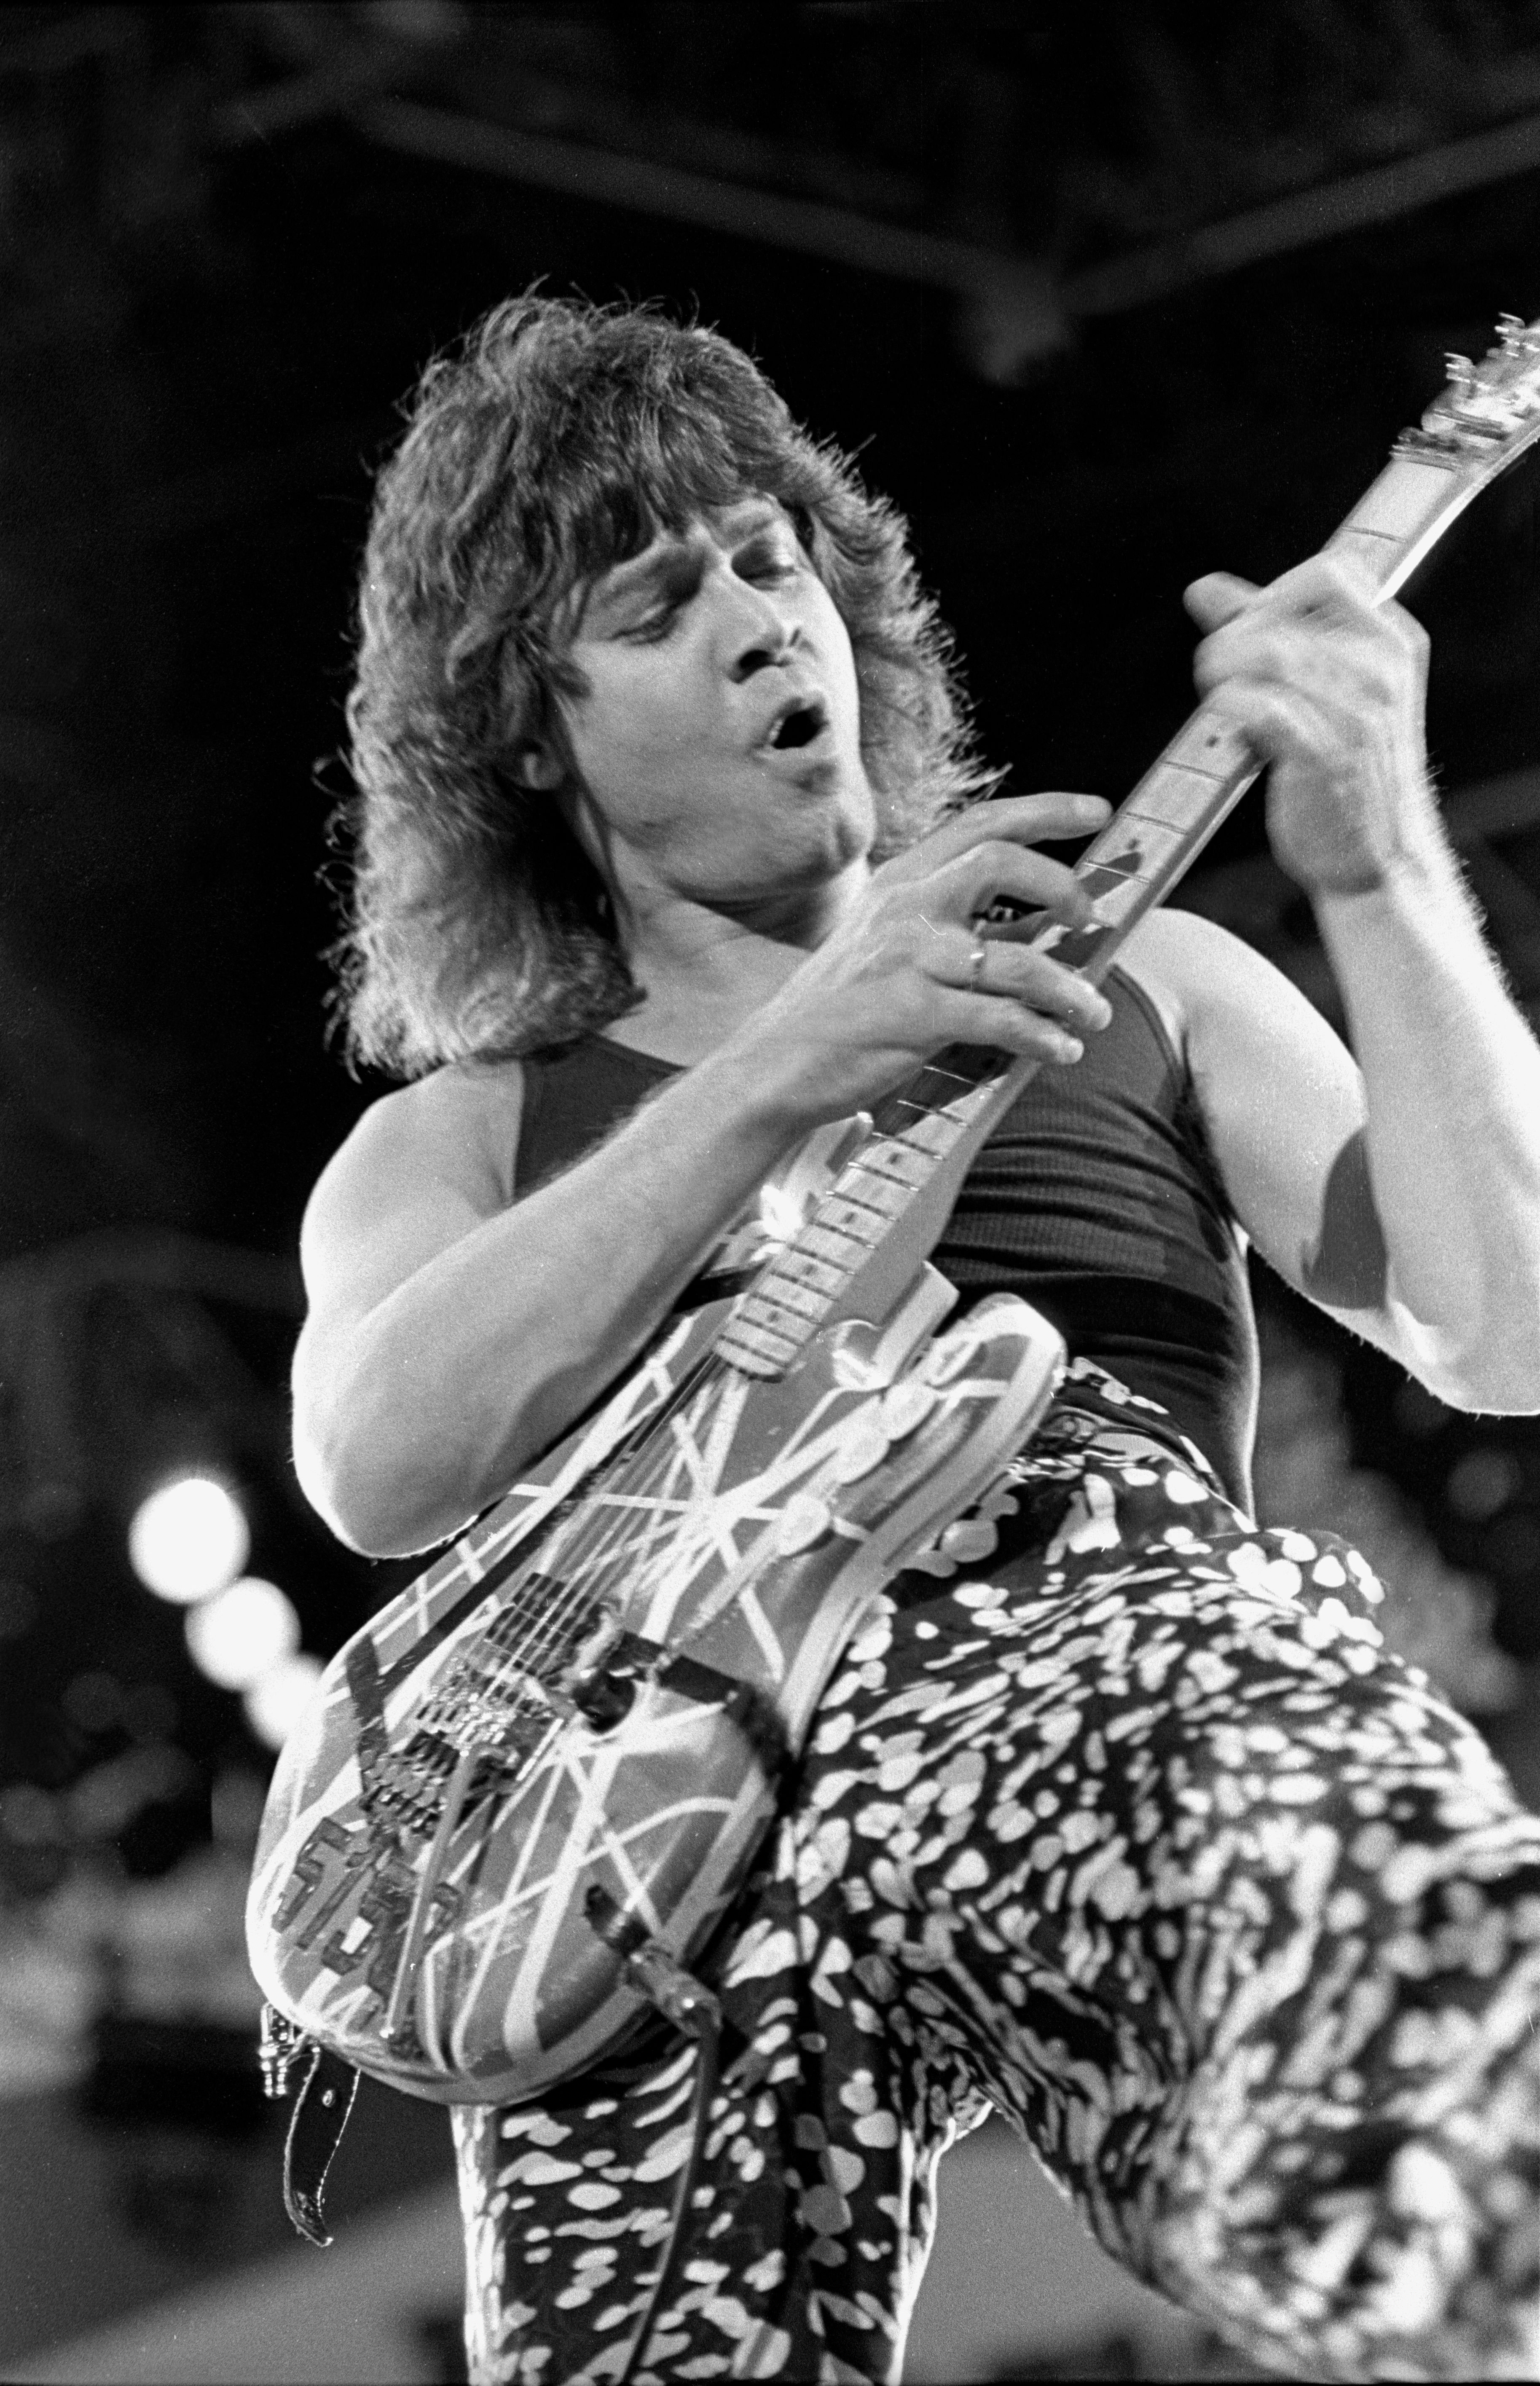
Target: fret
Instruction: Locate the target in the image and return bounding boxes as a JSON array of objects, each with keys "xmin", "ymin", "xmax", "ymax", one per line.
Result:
[
  {"xmin": 735, "ymin": 1290, "xmax": 821, "ymax": 1339},
  {"xmin": 1160, "ymin": 713, "xmax": 1252, "ymax": 781},
  {"xmin": 1338, "ymin": 454, "xmax": 1458, "ymax": 546},
  {"xmin": 743, "ymin": 1275, "xmax": 826, "ymax": 1323},
  {"xmin": 869, "ymin": 1088, "xmax": 967, "ymax": 1139},
  {"xmin": 901, "ymin": 1068, "xmax": 979, "ymax": 1112},
  {"xmin": 836, "ymin": 1166, "xmax": 912, "ymax": 1218},
  {"xmin": 891, "ymin": 1109, "xmax": 967, "ymax": 1157},
  {"xmin": 773, "ymin": 1248, "xmax": 848, "ymax": 1296},
  {"xmin": 854, "ymin": 1140, "xmax": 934, "ymax": 1190},
  {"xmin": 800, "ymin": 1222, "xmax": 872, "ymax": 1268},
  {"xmin": 715, "ymin": 1315, "xmax": 800, "ymax": 1374},
  {"xmin": 817, "ymin": 1194, "xmax": 889, "ymax": 1243},
  {"xmin": 1121, "ymin": 781, "xmax": 1225, "ymax": 830}
]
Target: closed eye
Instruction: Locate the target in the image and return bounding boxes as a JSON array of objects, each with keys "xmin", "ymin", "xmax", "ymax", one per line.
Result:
[
  {"xmin": 626, "ymin": 600, "xmax": 684, "ymax": 642},
  {"xmin": 736, "ymin": 531, "xmax": 803, "ymax": 585}
]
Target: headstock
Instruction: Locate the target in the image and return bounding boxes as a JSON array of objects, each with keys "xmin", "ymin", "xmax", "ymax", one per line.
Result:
[{"xmin": 1398, "ymin": 313, "xmax": 1540, "ymax": 464}]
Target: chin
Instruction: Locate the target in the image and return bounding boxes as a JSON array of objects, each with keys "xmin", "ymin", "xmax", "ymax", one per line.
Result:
[{"xmin": 787, "ymin": 804, "xmax": 870, "ymax": 886}]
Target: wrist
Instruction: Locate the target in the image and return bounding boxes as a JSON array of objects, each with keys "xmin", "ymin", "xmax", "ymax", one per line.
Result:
[
  {"xmin": 1307, "ymin": 814, "xmax": 1463, "ymax": 926},
  {"xmin": 1312, "ymin": 834, "xmax": 1493, "ymax": 1011},
  {"xmin": 686, "ymin": 1028, "xmax": 822, "ymax": 1162}
]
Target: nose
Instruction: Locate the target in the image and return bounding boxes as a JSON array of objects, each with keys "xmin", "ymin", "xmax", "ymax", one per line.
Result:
[{"xmin": 719, "ymin": 572, "xmax": 798, "ymax": 683}]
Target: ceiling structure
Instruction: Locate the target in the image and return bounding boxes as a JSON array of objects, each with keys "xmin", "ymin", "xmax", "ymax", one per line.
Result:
[
  {"xmin": 4, "ymin": 1, "xmax": 1540, "ymax": 1007},
  {"xmin": 2, "ymin": 2, "xmax": 1540, "ymax": 1817}
]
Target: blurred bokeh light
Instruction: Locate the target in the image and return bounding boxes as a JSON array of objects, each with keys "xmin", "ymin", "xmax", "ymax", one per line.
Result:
[
  {"xmin": 184, "ymin": 1579, "xmax": 300, "ymax": 1694},
  {"xmin": 126, "ymin": 1478, "xmax": 250, "ymax": 1607},
  {"xmin": 241, "ymin": 1653, "xmax": 324, "ymax": 1753}
]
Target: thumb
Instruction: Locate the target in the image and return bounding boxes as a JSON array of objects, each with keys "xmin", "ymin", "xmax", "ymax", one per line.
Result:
[{"xmin": 1183, "ymin": 570, "xmax": 1259, "ymax": 632}]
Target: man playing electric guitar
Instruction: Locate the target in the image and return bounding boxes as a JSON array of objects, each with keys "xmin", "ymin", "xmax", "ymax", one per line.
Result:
[{"xmin": 292, "ymin": 296, "xmax": 1540, "ymax": 2382}]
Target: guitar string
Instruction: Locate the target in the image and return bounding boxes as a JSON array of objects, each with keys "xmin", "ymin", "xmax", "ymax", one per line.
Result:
[
  {"xmin": 418, "ymin": 1292, "xmax": 751, "ymax": 1730},
  {"xmin": 413, "ymin": 963, "xmax": 1155, "ymax": 1743},
  {"xmin": 427, "ymin": 1102, "xmax": 966, "ymax": 1732},
  {"xmin": 451, "ymin": 1081, "xmax": 997, "ymax": 1704},
  {"xmin": 421, "ymin": 1033, "xmax": 1118, "ymax": 1740},
  {"xmin": 443, "ymin": 1348, "xmax": 743, "ymax": 1726}
]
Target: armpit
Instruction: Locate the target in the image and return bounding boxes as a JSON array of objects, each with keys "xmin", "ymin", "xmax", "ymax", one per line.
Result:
[{"xmin": 1299, "ymin": 1127, "xmax": 1390, "ymax": 1311}]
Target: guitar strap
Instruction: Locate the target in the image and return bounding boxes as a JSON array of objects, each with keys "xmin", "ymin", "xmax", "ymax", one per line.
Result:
[
  {"xmin": 282, "ymin": 2035, "xmax": 362, "ymax": 2247},
  {"xmin": 260, "ymin": 2003, "xmax": 362, "ymax": 2247}
]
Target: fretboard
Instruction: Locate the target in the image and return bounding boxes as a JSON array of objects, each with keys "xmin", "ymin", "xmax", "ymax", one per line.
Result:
[{"xmin": 714, "ymin": 434, "xmax": 1511, "ymax": 1380}]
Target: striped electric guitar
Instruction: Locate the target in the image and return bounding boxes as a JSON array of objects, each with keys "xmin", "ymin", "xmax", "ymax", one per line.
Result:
[{"xmin": 248, "ymin": 317, "xmax": 1540, "ymax": 2113}]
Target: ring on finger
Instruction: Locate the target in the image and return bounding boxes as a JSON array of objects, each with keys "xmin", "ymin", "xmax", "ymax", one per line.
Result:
[{"xmin": 966, "ymin": 937, "xmax": 988, "ymax": 993}]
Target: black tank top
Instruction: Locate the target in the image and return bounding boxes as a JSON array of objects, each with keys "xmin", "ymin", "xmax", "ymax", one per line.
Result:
[{"xmin": 515, "ymin": 966, "xmax": 1258, "ymax": 1510}]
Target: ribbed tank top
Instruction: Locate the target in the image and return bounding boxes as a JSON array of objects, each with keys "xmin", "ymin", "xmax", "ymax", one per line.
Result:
[{"xmin": 515, "ymin": 966, "xmax": 1258, "ymax": 1510}]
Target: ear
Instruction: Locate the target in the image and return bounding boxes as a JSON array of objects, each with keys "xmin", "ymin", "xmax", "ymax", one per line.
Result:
[{"xmin": 509, "ymin": 741, "xmax": 564, "ymax": 792}]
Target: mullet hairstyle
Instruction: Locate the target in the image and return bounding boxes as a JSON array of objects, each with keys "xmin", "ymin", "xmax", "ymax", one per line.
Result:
[{"xmin": 334, "ymin": 292, "xmax": 1000, "ymax": 1077}]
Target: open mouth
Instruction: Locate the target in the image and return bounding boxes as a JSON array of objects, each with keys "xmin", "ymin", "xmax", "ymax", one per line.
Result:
[{"xmin": 765, "ymin": 697, "xmax": 829, "ymax": 752}]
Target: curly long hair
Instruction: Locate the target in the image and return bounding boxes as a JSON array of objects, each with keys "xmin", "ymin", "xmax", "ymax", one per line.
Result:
[{"xmin": 335, "ymin": 293, "xmax": 999, "ymax": 1076}]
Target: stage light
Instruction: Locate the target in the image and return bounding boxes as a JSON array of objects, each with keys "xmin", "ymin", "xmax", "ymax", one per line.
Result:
[
  {"xmin": 128, "ymin": 1476, "xmax": 250, "ymax": 1605},
  {"xmin": 185, "ymin": 1578, "xmax": 300, "ymax": 1692},
  {"xmin": 243, "ymin": 1652, "xmax": 323, "ymax": 1752}
]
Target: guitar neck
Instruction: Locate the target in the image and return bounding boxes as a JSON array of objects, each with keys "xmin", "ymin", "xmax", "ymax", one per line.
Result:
[{"xmin": 716, "ymin": 368, "xmax": 1540, "ymax": 1380}]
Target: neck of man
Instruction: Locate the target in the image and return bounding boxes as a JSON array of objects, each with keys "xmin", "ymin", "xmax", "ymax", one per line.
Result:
[{"xmin": 601, "ymin": 855, "xmax": 870, "ymax": 1067}]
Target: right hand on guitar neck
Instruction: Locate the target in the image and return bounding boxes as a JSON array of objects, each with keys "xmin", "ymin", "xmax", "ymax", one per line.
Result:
[{"xmin": 730, "ymin": 791, "xmax": 1115, "ymax": 1130}]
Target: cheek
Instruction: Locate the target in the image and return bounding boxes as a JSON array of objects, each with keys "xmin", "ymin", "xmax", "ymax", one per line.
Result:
[
  {"xmin": 564, "ymin": 671, "xmax": 674, "ymax": 799},
  {"xmin": 805, "ymin": 588, "xmax": 861, "ymax": 711}
]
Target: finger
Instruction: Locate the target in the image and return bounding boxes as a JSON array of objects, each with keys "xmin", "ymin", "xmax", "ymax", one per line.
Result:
[
  {"xmin": 928, "ymin": 835, "xmax": 1097, "ymax": 925},
  {"xmin": 1203, "ymin": 677, "xmax": 1340, "ymax": 767},
  {"xmin": 1227, "ymin": 552, "xmax": 1382, "ymax": 629},
  {"xmin": 947, "ymin": 986, "xmax": 1091, "ymax": 1066},
  {"xmin": 1183, "ymin": 572, "xmax": 1259, "ymax": 631},
  {"xmin": 929, "ymin": 923, "xmax": 1112, "ymax": 1036},
  {"xmin": 975, "ymin": 939, "xmax": 1115, "ymax": 1034},
  {"xmin": 1192, "ymin": 615, "xmax": 1400, "ymax": 706},
  {"xmin": 896, "ymin": 790, "xmax": 1111, "ymax": 876}
]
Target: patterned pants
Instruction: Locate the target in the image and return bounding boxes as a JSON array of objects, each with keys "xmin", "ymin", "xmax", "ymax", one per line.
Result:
[{"xmin": 453, "ymin": 1364, "xmax": 1540, "ymax": 2383}]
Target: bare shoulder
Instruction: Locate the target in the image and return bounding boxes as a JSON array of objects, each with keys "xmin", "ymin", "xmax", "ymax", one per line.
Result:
[
  {"xmin": 299, "ymin": 1058, "xmax": 527, "ymax": 1325},
  {"xmin": 1116, "ymin": 904, "xmax": 1336, "ymax": 1057},
  {"xmin": 1115, "ymin": 904, "xmax": 1258, "ymax": 1051},
  {"xmin": 1117, "ymin": 904, "xmax": 1378, "ymax": 1301}
]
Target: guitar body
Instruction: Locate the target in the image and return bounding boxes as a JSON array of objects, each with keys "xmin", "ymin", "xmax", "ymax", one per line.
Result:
[{"xmin": 247, "ymin": 1272, "xmax": 1066, "ymax": 2104}]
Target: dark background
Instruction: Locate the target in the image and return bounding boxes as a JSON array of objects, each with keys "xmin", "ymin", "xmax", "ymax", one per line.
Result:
[
  {"xmin": 3, "ymin": 0, "xmax": 1540, "ymax": 1892},
  {"xmin": 3, "ymin": 7, "xmax": 1540, "ymax": 2375}
]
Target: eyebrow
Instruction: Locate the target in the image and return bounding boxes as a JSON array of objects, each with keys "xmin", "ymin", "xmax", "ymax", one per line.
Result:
[{"xmin": 582, "ymin": 502, "xmax": 790, "ymax": 625}]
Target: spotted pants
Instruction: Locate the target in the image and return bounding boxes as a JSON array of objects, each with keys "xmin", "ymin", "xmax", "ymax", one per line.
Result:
[{"xmin": 453, "ymin": 1364, "xmax": 1540, "ymax": 2383}]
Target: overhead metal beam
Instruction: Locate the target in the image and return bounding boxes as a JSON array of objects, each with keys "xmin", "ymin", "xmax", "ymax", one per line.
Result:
[
  {"xmin": 352, "ymin": 94, "xmax": 1068, "ymax": 338},
  {"xmin": 1064, "ymin": 104, "xmax": 1540, "ymax": 317},
  {"xmin": 344, "ymin": 88, "xmax": 1540, "ymax": 335}
]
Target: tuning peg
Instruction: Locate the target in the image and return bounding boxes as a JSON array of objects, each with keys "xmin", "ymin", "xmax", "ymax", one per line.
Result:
[{"xmin": 1495, "ymin": 315, "xmax": 1540, "ymax": 365}]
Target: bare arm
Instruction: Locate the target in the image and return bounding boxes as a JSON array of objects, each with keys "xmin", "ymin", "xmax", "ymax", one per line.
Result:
[
  {"xmin": 1180, "ymin": 556, "xmax": 1540, "ymax": 1409},
  {"xmin": 1135, "ymin": 905, "xmax": 1540, "ymax": 1409},
  {"xmin": 294, "ymin": 793, "xmax": 1114, "ymax": 1557},
  {"xmin": 292, "ymin": 1045, "xmax": 826, "ymax": 1557},
  {"xmin": 1312, "ymin": 850, "xmax": 1540, "ymax": 1405}
]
